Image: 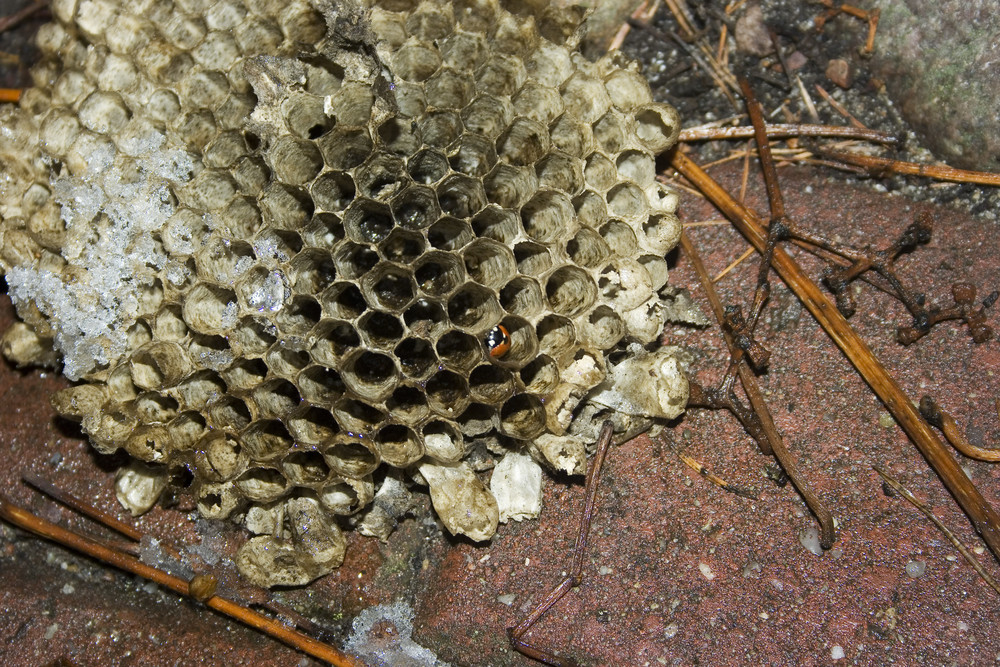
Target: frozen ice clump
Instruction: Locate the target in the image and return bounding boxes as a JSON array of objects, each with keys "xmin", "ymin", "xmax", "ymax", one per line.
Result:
[{"xmin": 345, "ymin": 601, "xmax": 449, "ymax": 667}]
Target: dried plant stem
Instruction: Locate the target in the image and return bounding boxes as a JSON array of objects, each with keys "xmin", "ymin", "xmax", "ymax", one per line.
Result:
[
  {"xmin": 0, "ymin": 88, "xmax": 21, "ymax": 103},
  {"xmin": 873, "ymin": 466, "xmax": 1000, "ymax": 596},
  {"xmin": 22, "ymin": 473, "xmax": 143, "ymax": 541},
  {"xmin": 0, "ymin": 494, "xmax": 362, "ymax": 667},
  {"xmin": 919, "ymin": 396, "xmax": 1000, "ymax": 462},
  {"xmin": 817, "ymin": 147, "xmax": 1000, "ymax": 187},
  {"xmin": 678, "ymin": 123, "xmax": 896, "ymax": 144},
  {"xmin": 680, "ymin": 231, "xmax": 836, "ymax": 548},
  {"xmin": 670, "ymin": 149, "xmax": 1000, "ymax": 562}
]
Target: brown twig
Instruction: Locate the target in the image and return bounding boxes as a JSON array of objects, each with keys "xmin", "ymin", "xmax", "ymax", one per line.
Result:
[
  {"xmin": 817, "ymin": 147, "xmax": 1000, "ymax": 187},
  {"xmin": 0, "ymin": 495, "xmax": 362, "ymax": 666},
  {"xmin": 0, "ymin": 88, "xmax": 21, "ymax": 103},
  {"xmin": 813, "ymin": 84, "xmax": 866, "ymax": 129},
  {"xmin": 919, "ymin": 396, "xmax": 1000, "ymax": 462},
  {"xmin": 0, "ymin": 0, "xmax": 47, "ymax": 34},
  {"xmin": 874, "ymin": 466, "xmax": 1000, "ymax": 596},
  {"xmin": 670, "ymin": 148, "xmax": 1000, "ymax": 562},
  {"xmin": 22, "ymin": 473, "xmax": 143, "ymax": 541}
]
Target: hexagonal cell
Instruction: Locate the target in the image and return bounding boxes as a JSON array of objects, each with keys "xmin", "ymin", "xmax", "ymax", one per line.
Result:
[
  {"xmin": 582, "ymin": 305, "xmax": 626, "ymax": 349},
  {"xmin": 413, "ymin": 250, "xmax": 464, "ymax": 298},
  {"xmin": 441, "ymin": 29, "xmax": 488, "ymax": 69},
  {"xmin": 259, "ymin": 183, "xmax": 314, "ymax": 231},
  {"xmin": 573, "ymin": 189, "xmax": 607, "ymax": 230},
  {"xmin": 423, "ymin": 419, "xmax": 466, "ymax": 461},
  {"xmin": 592, "ymin": 110, "xmax": 629, "ymax": 155},
  {"xmin": 180, "ymin": 68, "xmax": 230, "ymax": 110},
  {"xmin": 235, "ymin": 466, "xmax": 290, "ymax": 502},
  {"xmin": 230, "ymin": 158, "xmax": 269, "ymax": 195},
  {"xmin": 273, "ymin": 296, "xmax": 322, "ymax": 335},
  {"xmin": 360, "ymin": 264, "xmax": 415, "ymax": 312},
  {"xmin": 328, "ymin": 82, "xmax": 375, "ymax": 126},
  {"xmin": 597, "ymin": 259, "xmax": 654, "ymax": 311},
  {"xmin": 279, "ymin": 2, "xmax": 326, "ymax": 44},
  {"xmin": 566, "ymin": 227, "xmax": 611, "ymax": 269},
  {"xmin": 320, "ymin": 281, "xmax": 368, "ymax": 319},
  {"xmin": 204, "ymin": 130, "xmax": 249, "ymax": 169},
  {"xmin": 513, "ymin": 241, "xmax": 552, "ymax": 276},
  {"xmin": 287, "ymin": 406, "xmax": 340, "ymax": 446},
  {"xmin": 173, "ymin": 370, "xmax": 226, "ymax": 410},
  {"xmin": 418, "ymin": 109, "xmax": 463, "ymax": 148},
  {"xmin": 78, "ymin": 91, "xmax": 129, "ymax": 135},
  {"xmin": 187, "ymin": 334, "xmax": 231, "ymax": 373},
  {"xmin": 390, "ymin": 184, "xmax": 441, "ymax": 231},
  {"xmin": 301, "ymin": 54, "xmax": 345, "ymax": 95},
  {"xmin": 513, "ymin": 81, "xmax": 563, "ymax": 125},
  {"xmin": 167, "ymin": 411, "xmax": 209, "ymax": 452},
  {"xmin": 425, "ymin": 369, "xmax": 470, "ymax": 417},
  {"xmin": 641, "ymin": 213, "xmax": 681, "ymax": 256},
  {"xmin": 435, "ymin": 330, "xmax": 481, "ymax": 372},
  {"xmin": 318, "ymin": 476, "xmax": 373, "ymax": 516},
  {"xmin": 252, "ymin": 378, "xmax": 301, "ymax": 420},
  {"xmin": 499, "ymin": 276, "xmax": 544, "ymax": 318},
  {"xmin": 483, "ymin": 163, "xmax": 536, "ymax": 209},
  {"xmin": 455, "ymin": 403, "xmax": 496, "ymax": 438},
  {"xmin": 323, "ymin": 431, "xmax": 380, "ymax": 479},
  {"xmin": 301, "ymin": 213, "xmax": 346, "ymax": 249},
  {"xmin": 282, "ymin": 92, "xmax": 331, "ymax": 139},
  {"xmin": 490, "ymin": 316, "xmax": 538, "ymax": 367},
  {"xmin": 639, "ymin": 254, "xmax": 670, "ymax": 291},
  {"xmin": 616, "ymin": 150, "xmax": 656, "ymax": 187},
  {"xmin": 519, "ymin": 354, "xmax": 560, "ymax": 395},
  {"xmin": 394, "ymin": 337, "xmax": 437, "ymax": 379},
  {"xmin": 448, "ymin": 133, "xmax": 497, "ymax": 177},
  {"xmin": 437, "ymin": 173, "xmax": 487, "ymax": 218},
  {"xmin": 499, "ymin": 393, "xmax": 546, "ymax": 440},
  {"xmin": 253, "ymin": 229, "xmax": 302, "ymax": 263},
  {"xmin": 268, "ymin": 135, "xmax": 324, "ymax": 186},
  {"xmin": 634, "ymin": 103, "xmax": 681, "ymax": 154},
  {"xmin": 393, "ymin": 81, "xmax": 426, "ymax": 117},
  {"xmin": 447, "ymin": 283, "xmax": 502, "ymax": 331},
  {"xmin": 215, "ymin": 93, "xmax": 257, "ymax": 131},
  {"xmin": 377, "ymin": 116, "xmax": 422, "ymax": 156},
  {"xmin": 603, "ymin": 68, "xmax": 653, "ymax": 110},
  {"xmin": 172, "ymin": 109, "xmax": 218, "ymax": 151},
  {"xmin": 375, "ymin": 424, "xmax": 424, "ymax": 467},
  {"xmin": 281, "ymin": 451, "xmax": 331, "ymax": 487},
  {"xmin": 240, "ymin": 419, "xmax": 295, "ymax": 463},
  {"xmin": 469, "ymin": 363, "xmax": 515, "ymax": 404},
  {"xmin": 126, "ymin": 320, "xmax": 153, "ymax": 353},
  {"xmin": 341, "ymin": 350, "xmax": 398, "ymax": 403},
  {"xmin": 496, "ymin": 116, "xmax": 549, "ymax": 166},
  {"xmin": 425, "ymin": 67, "xmax": 474, "ymax": 110},
  {"xmin": 134, "ymin": 391, "xmax": 180, "ymax": 424},
  {"xmin": 310, "ymin": 321, "xmax": 360, "ymax": 369},
  {"xmin": 332, "ymin": 243, "xmax": 379, "ymax": 281},
  {"xmin": 403, "ymin": 299, "xmax": 448, "ymax": 338},
  {"xmin": 230, "ymin": 317, "xmax": 277, "ymax": 357},
  {"xmin": 195, "ymin": 481, "xmax": 243, "ymax": 519},
  {"xmin": 535, "ymin": 151, "xmax": 584, "ymax": 195},
  {"xmin": 606, "ymin": 182, "xmax": 650, "ymax": 220},
  {"xmin": 427, "ymin": 216, "xmax": 474, "ymax": 251},
  {"xmin": 131, "ymin": 342, "xmax": 192, "ymax": 390},
  {"xmin": 197, "ymin": 432, "xmax": 247, "ymax": 482},
  {"xmin": 153, "ymin": 305, "xmax": 188, "ymax": 342},
  {"xmin": 600, "ymin": 220, "xmax": 639, "ymax": 256},
  {"xmin": 288, "ymin": 248, "xmax": 337, "ymax": 294},
  {"xmin": 317, "ymin": 127, "xmax": 373, "ymax": 171},
  {"xmin": 391, "ymin": 42, "xmax": 441, "ymax": 82},
  {"xmin": 521, "ymin": 190, "xmax": 575, "ymax": 244},
  {"xmin": 344, "ymin": 198, "xmax": 395, "ymax": 245},
  {"xmin": 356, "ymin": 154, "xmax": 407, "ymax": 200},
  {"xmin": 463, "ymin": 238, "xmax": 516, "ymax": 289},
  {"xmin": 222, "ymin": 357, "xmax": 268, "ymax": 392},
  {"xmin": 209, "ymin": 395, "xmax": 253, "ymax": 432},
  {"xmin": 536, "ymin": 314, "xmax": 576, "ymax": 359},
  {"xmin": 549, "ymin": 113, "xmax": 594, "ymax": 158},
  {"xmin": 386, "ymin": 385, "xmax": 429, "ymax": 424},
  {"xmin": 461, "ymin": 94, "xmax": 512, "ymax": 139},
  {"xmin": 583, "ymin": 152, "xmax": 617, "ymax": 192},
  {"xmin": 195, "ymin": 238, "xmax": 255, "ymax": 285},
  {"xmin": 297, "ymin": 365, "xmax": 347, "ymax": 404},
  {"xmin": 407, "ymin": 148, "xmax": 449, "ymax": 184},
  {"xmin": 379, "ymin": 228, "xmax": 426, "ymax": 264},
  {"xmin": 264, "ymin": 345, "xmax": 311, "ymax": 379},
  {"xmin": 476, "ymin": 52, "xmax": 526, "ymax": 97},
  {"xmin": 358, "ymin": 310, "xmax": 405, "ymax": 349}
]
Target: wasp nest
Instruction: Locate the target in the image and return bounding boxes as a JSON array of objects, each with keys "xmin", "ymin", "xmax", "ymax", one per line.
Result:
[{"xmin": 0, "ymin": 0, "xmax": 687, "ymax": 587}]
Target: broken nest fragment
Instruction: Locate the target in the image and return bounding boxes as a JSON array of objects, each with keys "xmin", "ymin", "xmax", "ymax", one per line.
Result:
[{"xmin": 0, "ymin": 0, "xmax": 687, "ymax": 587}]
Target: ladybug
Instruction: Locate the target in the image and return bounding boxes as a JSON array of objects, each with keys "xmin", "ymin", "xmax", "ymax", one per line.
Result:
[{"xmin": 486, "ymin": 324, "xmax": 511, "ymax": 359}]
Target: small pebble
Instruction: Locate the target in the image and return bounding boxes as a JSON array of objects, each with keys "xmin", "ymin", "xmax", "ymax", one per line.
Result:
[
  {"xmin": 957, "ymin": 621, "xmax": 969, "ymax": 632},
  {"xmin": 497, "ymin": 594, "xmax": 516, "ymax": 606},
  {"xmin": 664, "ymin": 623, "xmax": 679, "ymax": 639},
  {"xmin": 598, "ymin": 565, "xmax": 613, "ymax": 575},
  {"xmin": 905, "ymin": 560, "xmax": 926, "ymax": 578},
  {"xmin": 878, "ymin": 412, "xmax": 895, "ymax": 429},
  {"xmin": 61, "ymin": 583, "xmax": 74, "ymax": 595},
  {"xmin": 798, "ymin": 526, "xmax": 823, "ymax": 556},
  {"xmin": 44, "ymin": 623, "xmax": 59, "ymax": 640},
  {"xmin": 698, "ymin": 562, "xmax": 715, "ymax": 580},
  {"xmin": 826, "ymin": 58, "xmax": 852, "ymax": 88},
  {"xmin": 831, "ymin": 645, "xmax": 845, "ymax": 660}
]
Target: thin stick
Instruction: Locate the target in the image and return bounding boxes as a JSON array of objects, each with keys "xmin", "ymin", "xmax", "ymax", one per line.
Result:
[
  {"xmin": 667, "ymin": 438, "xmax": 757, "ymax": 499},
  {"xmin": 670, "ymin": 149, "xmax": 1000, "ymax": 562},
  {"xmin": 508, "ymin": 420, "xmax": 615, "ymax": 667},
  {"xmin": 817, "ymin": 147, "xmax": 1000, "ymax": 187},
  {"xmin": 713, "ymin": 245, "xmax": 755, "ymax": 283},
  {"xmin": 22, "ymin": 473, "xmax": 143, "ymax": 541},
  {"xmin": 0, "ymin": 495, "xmax": 363, "ymax": 667},
  {"xmin": 0, "ymin": 0, "xmax": 46, "ymax": 34},
  {"xmin": 0, "ymin": 88, "xmax": 21, "ymax": 103},
  {"xmin": 678, "ymin": 122, "xmax": 895, "ymax": 144},
  {"xmin": 873, "ymin": 466, "xmax": 1000, "ymax": 596},
  {"xmin": 813, "ymin": 84, "xmax": 866, "ymax": 129}
]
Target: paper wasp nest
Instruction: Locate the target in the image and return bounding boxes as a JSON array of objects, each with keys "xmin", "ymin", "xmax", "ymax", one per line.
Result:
[{"xmin": 0, "ymin": 0, "xmax": 687, "ymax": 586}]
